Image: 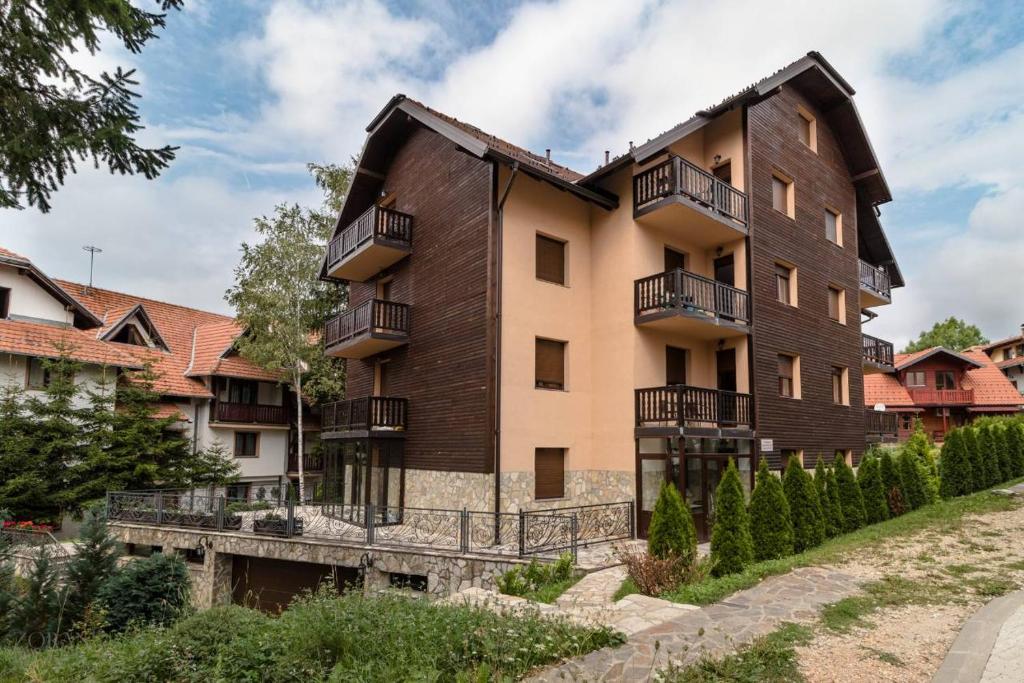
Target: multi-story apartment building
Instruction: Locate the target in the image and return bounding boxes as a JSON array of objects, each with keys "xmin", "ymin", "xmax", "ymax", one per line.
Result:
[
  {"xmin": 320, "ymin": 52, "xmax": 902, "ymax": 539},
  {"xmin": 982, "ymin": 326, "xmax": 1024, "ymax": 395},
  {"xmin": 0, "ymin": 246, "xmax": 319, "ymax": 498}
]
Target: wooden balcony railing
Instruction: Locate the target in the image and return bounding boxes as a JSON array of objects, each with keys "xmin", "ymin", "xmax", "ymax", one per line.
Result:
[
  {"xmin": 635, "ymin": 268, "xmax": 750, "ymax": 325},
  {"xmin": 862, "ymin": 333, "xmax": 894, "ymax": 367},
  {"xmin": 859, "ymin": 259, "xmax": 891, "ymax": 300},
  {"xmin": 633, "ymin": 155, "xmax": 748, "ymax": 226},
  {"xmin": 907, "ymin": 388, "xmax": 974, "ymax": 405},
  {"xmin": 288, "ymin": 451, "xmax": 324, "ymax": 473},
  {"xmin": 324, "ymin": 299, "xmax": 410, "ymax": 348},
  {"xmin": 213, "ymin": 402, "xmax": 287, "ymax": 425},
  {"xmin": 326, "ymin": 205, "xmax": 412, "ymax": 270},
  {"xmin": 865, "ymin": 410, "xmax": 899, "ymax": 436},
  {"xmin": 322, "ymin": 397, "xmax": 408, "ymax": 432},
  {"xmin": 635, "ymin": 385, "xmax": 752, "ymax": 428}
]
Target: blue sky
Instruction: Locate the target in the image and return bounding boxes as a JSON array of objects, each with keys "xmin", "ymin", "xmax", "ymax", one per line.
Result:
[{"xmin": 4, "ymin": 0, "xmax": 1024, "ymax": 349}]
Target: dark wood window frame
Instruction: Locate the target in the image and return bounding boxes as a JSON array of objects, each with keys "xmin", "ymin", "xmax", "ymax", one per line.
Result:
[
  {"xmin": 536, "ymin": 233, "xmax": 567, "ymax": 286},
  {"xmin": 234, "ymin": 431, "xmax": 260, "ymax": 458},
  {"xmin": 666, "ymin": 345, "xmax": 687, "ymax": 386},
  {"xmin": 778, "ymin": 354, "xmax": 795, "ymax": 398},
  {"xmin": 832, "ymin": 366, "xmax": 847, "ymax": 405},
  {"xmin": 26, "ymin": 357, "xmax": 52, "ymax": 390},
  {"xmin": 827, "ymin": 286, "xmax": 842, "ymax": 322},
  {"xmin": 906, "ymin": 371, "xmax": 926, "ymax": 388},
  {"xmin": 0, "ymin": 287, "xmax": 10, "ymax": 318},
  {"xmin": 825, "ymin": 207, "xmax": 840, "ymax": 245},
  {"xmin": 936, "ymin": 371, "xmax": 956, "ymax": 391},
  {"xmin": 535, "ymin": 447, "xmax": 566, "ymax": 500},
  {"xmin": 535, "ymin": 337, "xmax": 566, "ymax": 391},
  {"xmin": 775, "ymin": 263, "xmax": 793, "ymax": 305}
]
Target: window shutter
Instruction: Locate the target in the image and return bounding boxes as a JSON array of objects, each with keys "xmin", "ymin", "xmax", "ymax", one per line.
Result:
[
  {"xmin": 775, "ymin": 265, "xmax": 790, "ymax": 304},
  {"xmin": 772, "ymin": 177, "xmax": 787, "ymax": 213},
  {"xmin": 535, "ymin": 339, "xmax": 565, "ymax": 389},
  {"xmin": 536, "ymin": 235, "xmax": 565, "ymax": 285},
  {"xmin": 828, "ymin": 288, "xmax": 839, "ymax": 320},
  {"xmin": 825, "ymin": 210, "xmax": 838, "ymax": 243},
  {"xmin": 535, "ymin": 448, "xmax": 565, "ymax": 499}
]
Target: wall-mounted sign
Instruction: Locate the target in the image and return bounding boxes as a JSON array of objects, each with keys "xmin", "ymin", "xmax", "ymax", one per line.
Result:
[{"xmin": 760, "ymin": 439, "xmax": 774, "ymax": 453}]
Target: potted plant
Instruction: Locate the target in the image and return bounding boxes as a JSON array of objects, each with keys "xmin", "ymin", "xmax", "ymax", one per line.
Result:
[{"xmin": 253, "ymin": 512, "xmax": 303, "ymax": 537}]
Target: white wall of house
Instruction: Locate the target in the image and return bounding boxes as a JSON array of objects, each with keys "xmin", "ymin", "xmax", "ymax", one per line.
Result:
[
  {"xmin": 0, "ymin": 352, "xmax": 116, "ymax": 407},
  {"xmin": 187, "ymin": 398, "xmax": 289, "ymax": 481},
  {"xmin": 0, "ymin": 266, "xmax": 71, "ymax": 324}
]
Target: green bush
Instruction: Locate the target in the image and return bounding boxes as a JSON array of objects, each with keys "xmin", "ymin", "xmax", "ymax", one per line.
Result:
[
  {"xmin": 748, "ymin": 459, "xmax": 793, "ymax": 562},
  {"xmin": 97, "ymin": 552, "xmax": 190, "ymax": 633},
  {"xmin": 833, "ymin": 454, "xmax": 865, "ymax": 532},
  {"xmin": 225, "ymin": 500, "xmax": 273, "ymax": 514},
  {"xmin": 857, "ymin": 456, "xmax": 889, "ymax": 525},
  {"xmin": 903, "ymin": 428, "xmax": 939, "ymax": 503},
  {"xmin": 496, "ymin": 553, "xmax": 575, "ymax": 601},
  {"xmin": 1008, "ymin": 422, "xmax": 1024, "ymax": 478},
  {"xmin": 813, "ymin": 458, "xmax": 841, "ymax": 538},
  {"xmin": 897, "ymin": 451, "xmax": 927, "ymax": 511},
  {"xmin": 825, "ymin": 465, "xmax": 846, "ymax": 536},
  {"xmin": 993, "ymin": 425, "xmax": 1015, "ymax": 484},
  {"xmin": 878, "ymin": 451, "xmax": 905, "ymax": 516},
  {"xmin": 976, "ymin": 425, "xmax": 1002, "ymax": 488},
  {"xmin": 962, "ymin": 428, "xmax": 985, "ymax": 492},
  {"xmin": 710, "ymin": 459, "xmax": 754, "ymax": 577},
  {"xmin": 62, "ymin": 509, "xmax": 120, "ymax": 631},
  {"xmin": 647, "ymin": 481, "xmax": 697, "ymax": 564},
  {"xmin": 939, "ymin": 429, "xmax": 973, "ymax": 498},
  {"xmin": 782, "ymin": 458, "xmax": 825, "ymax": 553}
]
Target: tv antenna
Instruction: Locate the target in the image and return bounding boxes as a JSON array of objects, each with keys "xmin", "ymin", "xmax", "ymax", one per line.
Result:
[{"xmin": 82, "ymin": 245, "xmax": 102, "ymax": 293}]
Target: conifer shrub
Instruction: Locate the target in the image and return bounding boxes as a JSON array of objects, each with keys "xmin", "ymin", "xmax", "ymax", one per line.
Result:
[
  {"xmin": 832, "ymin": 454, "xmax": 865, "ymax": 532},
  {"xmin": 748, "ymin": 459, "xmax": 794, "ymax": 562},
  {"xmin": 993, "ymin": 425, "xmax": 1014, "ymax": 484},
  {"xmin": 939, "ymin": 428, "xmax": 972, "ymax": 498},
  {"xmin": 825, "ymin": 466, "xmax": 846, "ymax": 535},
  {"xmin": 782, "ymin": 458, "xmax": 825, "ymax": 553},
  {"xmin": 710, "ymin": 459, "xmax": 754, "ymax": 577},
  {"xmin": 903, "ymin": 427, "xmax": 940, "ymax": 503},
  {"xmin": 857, "ymin": 456, "xmax": 889, "ymax": 525},
  {"xmin": 1008, "ymin": 422, "xmax": 1024, "ymax": 478},
  {"xmin": 962, "ymin": 427, "xmax": 985, "ymax": 492},
  {"xmin": 63, "ymin": 509, "xmax": 120, "ymax": 631},
  {"xmin": 813, "ymin": 457, "xmax": 841, "ymax": 538},
  {"xmin": 976, "ymin": 424, "xmax": 1002, "ymax": 488},
  {"xmin": 897, "ymin": 450, "xmax": 928, "ymax": 511},
  {"xmin": 647, "ymin": 481, "xmax": 697, "ymax": 564},
  {"xmin": 6, "ymin": 547, "xmax": 65, "ymax": 648},
  {"xmin": 97, "ymin": 552, "xmax": 190, "ymax": 633}
]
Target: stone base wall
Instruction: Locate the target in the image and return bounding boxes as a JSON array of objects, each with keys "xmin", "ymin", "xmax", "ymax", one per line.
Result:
[{"xmin": 403, "ymin": 470, "xmax": 495, "ymax": 511}]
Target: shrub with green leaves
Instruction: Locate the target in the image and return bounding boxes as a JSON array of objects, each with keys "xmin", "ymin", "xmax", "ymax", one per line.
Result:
[
  {"xmin": 962, "ymin": 427, "xmax": 985, "ymax": 492},
  {"xmin": 782, "ymin": 458, "xmax": 825, "ymax": 553},
  {"xmin": 897, "ymin": 451, "xmax": 927, "ymax": 510},
  {"xmin": 993, "ymin": 425, "xmax": 1015, "ymax": 484},
  {"xmin": 63, "ymin": 509, "xmax": 120, "ymax": 631},
  {"xmin": 1008, "ymin": 422, "xmax": 1024, "ymax": 478},
  {"xmin": 878, "ymin": 451, "xmax": 905, "ymax": 515},
  {"xmin": 857, "ymin": 456, "xmax": 889, "ymax": 525},
  {"xmin": 833, "ymin": 454, "xmax": 865, "ymax": 532},
  {"xmin": 710, "ymin": 459, "xmax": 753, "ymax": 577},
  {"xmin": 903, "ymin": 428, "xmax": 939, "ymax": 503},
  {"xmin": 6, "ymin": 547, "xmax": 64, "ymax": 648},
  {"xmin": 97, "ymin": 552, "xmax": 190, "ymax": 633},
  {"xmin": 813, "ymin": 458, "xmax": 840, "ymax": 538},
  {"xmin": 496, "ymin": 553, "xmax": 575, "ymax": 601},
  {"xmin": 748, "ymin": 459, "xmax": 793, "ymax": 562},
  {"xmin": 647, "ymin": 481, "xmax": 697, "ymax": 564},
  {"xmin": 939, "ymin": 429, "xmax": 973, "ymax": 498},
  {"xmin": 825, "ymin": 466, "xmax": 846, "ymax": 534},
  {"xmin": 976, "ymin": 424, "xmax": 1002, "ymax": 489}
]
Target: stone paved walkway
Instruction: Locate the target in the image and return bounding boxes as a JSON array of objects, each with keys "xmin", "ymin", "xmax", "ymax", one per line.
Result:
[
  {"xmin": 555, "ymin": 566, "xmax": 628, "ymax": 610},
  {"xmin": 530, "ymin": 566, "xmax": 863, "ymax": 681},
  {"xmin": 933, "ymin": 588, "xmax": 1024, "ymax": 683}
]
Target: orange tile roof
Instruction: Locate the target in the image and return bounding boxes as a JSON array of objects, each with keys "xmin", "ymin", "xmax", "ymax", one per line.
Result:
[
  {"xmin": 864, "ymin": 373, "xmax": 914, "ymax": 408},
  {"xmin": 0, "ymin": 247, "xmax": 29, "ymax": 263},
  {"xmin": 186, "ymin": 321, "xmax": 280, "ymax": 382},
  {"xmin": 0, "ymin": 319, "xmax": 141, "ymax": 369}
]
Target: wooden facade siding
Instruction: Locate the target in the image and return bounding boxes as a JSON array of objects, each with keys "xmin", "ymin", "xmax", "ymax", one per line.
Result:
[
  {"xmin": 345, "ymin": 127, "xmax": 494, "ymax": 473},
  {"xmin": 747, "ymin": 86, "xmax": 867, "ymax": 469}
]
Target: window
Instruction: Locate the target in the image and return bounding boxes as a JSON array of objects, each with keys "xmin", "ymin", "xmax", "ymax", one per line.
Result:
[
  {"xmin": 775, "ymin": 263, "xmax": 794, "ymax": 305},
  {"xmin": 827, "ymin": 286, "xmax": 845, "ymax": 324},
  {"xmin": 781, "ymin": 449, "xmax": 803, "ymax": 469},
  {"xmin": 712, "ymin": 161, "xmax": 732, "ymax": 184},
  {"xmin": 390, "ymin": 572, "xmax": 428, "ymax": 592},
  {"xmin": 936, "ymin": 371, "xmax": 956, "ymax": 390},
  {"xmin": 535, "ymin": 338, "xmax": 566, "ymax": 390},
  {"xmin": 536, "ymin": 234, "xmax": 566, "ymax": 285},
  {"xmin": 778, "ymin": 354, "xmax": 799, "ymax": 398},
  {"xmin": 226, "ymin": 483, "xmax": 250, "ymax": 500},
  {"xmin": 906, "ymin": 371, "xmax": 926, "ymax": 387},
  {"xmin": 832, "ymin": 366, "xmax": 848, "ymax": 405},
  {"xmin": 664, "ymin": 247, "xmax": 686, "ymax": 272},
  {"xmin": 900, "ymin": 414, "xmax": 913, "ymax": 430},
  {"xmin": 535, "ymin": 448, "xmax": 565, "ymax": 499},
  {"xmin": 825, "ymin": 207, "xmax": 842, "ymax": 246},
  {"xmin": 111, "ymin": 324, "xmax": 146, "ymax": 346},
  {"xmin": 234, "ymin": 432, "xmax": 259, "ymax": 458},
  {"xmin": 0, "ymin": 287, "xmax": 9, "ymax": 318},
  {"xmin": 771, "ymin": 172, "xmax": 794, "ymax": 217},
  {"xmin": 228, "ymin": 380, "xmax": 258, "ymax": 405},
  {"xmin": 26, "ymin": 357, "xmax": 52, "ymax": 390},
  {"xmin": 666, "ymin": 346, "xmax": 687, "ymax": 386},
  {"xmin": 797, "ymin": 106, "xmax": 816, "ymax": 151}
]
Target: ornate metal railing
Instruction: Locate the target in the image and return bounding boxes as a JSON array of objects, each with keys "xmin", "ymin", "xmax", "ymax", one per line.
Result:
[
  {"xmin": 636, "ymin": 384, "xmax": 752, "ymax": 428},
  {"xmin": 214, "ymin": 402, "xmax": 288, "ymax": 425},
  {"xmin": 862, "ymin": 333, "xmax": 894, "ymax": 368},
  {"xmin": 324, "ymin": 299, "xmax": 410, "ymax": 349},
  {"xmin": 865, "ymin": 410, "xmax": 899, "ymax": 437},
  {"xmin": 326, "ymin": 205, "xmax": 413, "ymax": 271},
  {"xmin": 633, "ymin": 155, "xmax": 748, "ymax": 226},
  {"xmin": 635, "ymin": 268, "xmax": 750, "ymax": 324},
  {"xmin": 859, "ymin": 259, "xmax": 891, "ymax": 300},
  {"xmin": 321, "ymin": 396, "xmax": 407, "ymax": 432},
  {"xmin": 107, "ymin": 490, "xmax": 635, "ymax": 561}
]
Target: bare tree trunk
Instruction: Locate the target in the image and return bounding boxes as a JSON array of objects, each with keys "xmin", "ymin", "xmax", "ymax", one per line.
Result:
[{"xmin": 296, "ymin": 368, "xmax": 305, "ymax": 504}]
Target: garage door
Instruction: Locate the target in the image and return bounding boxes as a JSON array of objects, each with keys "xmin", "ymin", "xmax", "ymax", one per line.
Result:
[{"xmin": 231, "ymin": 555, "xmax": 362, "ymax": 613}]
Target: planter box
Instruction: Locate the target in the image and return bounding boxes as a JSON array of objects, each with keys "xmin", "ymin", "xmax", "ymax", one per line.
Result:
[{"xmin": 254, "ymin": 518, "xmax": 304, "ymax": 537}]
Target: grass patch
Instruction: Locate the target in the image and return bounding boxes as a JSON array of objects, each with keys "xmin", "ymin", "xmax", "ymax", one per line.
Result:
[
  {"xmin": 967, "ymin": 576, "xmax": 1016, "ymax": 598},
  {"xmin": 820, "ymin": 595, "xmax": 877, "ymax": 633},
  {"xmin": 521, "ymin": 575, "xmax": 581, "ymax": 604},
  {"xmin": 944, "ymin": 563, "xmax": 985, "ymax": 577},
  {"xmin": 1002, "ymin": 559, "xmax": 1024, "ymax": 571},
  {"xmin": 659, "ymin": 623, "xmax": 813, "ymax": 682},
  {"xmin": 614, "ymin": 577, "xmax": 639, "ymax": 602},
  {"xmin": 862, "ymin": 646, "xmax": 904, "ymax": 667}
]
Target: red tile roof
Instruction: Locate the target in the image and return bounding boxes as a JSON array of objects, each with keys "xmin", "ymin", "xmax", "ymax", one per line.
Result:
[
  {"xmin": 0, "ymin": 247, "xmax": 29, "ymax": 263},
  {"xmin": 0, "ymin": 319, "xmax": 141, "ymax": 369},
  {"xmin": 863, "ymin": 373, "xmax": 914, "ymax": 408},
  {"xmin": 186, "ymin": 321, "xmax": 279, "ymax": 382}
]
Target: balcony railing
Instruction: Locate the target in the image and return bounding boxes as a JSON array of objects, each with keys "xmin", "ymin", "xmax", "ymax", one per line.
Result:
[
  {"xmin": 213, "ymin": 402, "xmax": 287, "ymax": 425},
  {"xmin": 633, "ymin": 155, "xmax": 748, "ymax": 226},
  {"xmin": 288, "ymin": 451, "xmax": 324, "ymax": 473},
  {"xmin": 324, "ymin": 299, "xmax": 410, "ymax": 349},
  {"xmin": 635, "ymin": 268, "xmax": 750, "ymax": 325},
  {"xmin": 865, "ymin": 410, "xmax": 899, "ymax": 437},
  {"xmin": 326, "ymin": 205, "xmax": 412, "ymax": 271},
  {"xmin": 322, "ymin": 397, "xmax": 408, "ymax": 432},
  {"xmin": 859, "ymin": 259, "xmax": 891, "ymax": 300},
  {"xmin": 862, "ymin": 333, "xmax": 894, "ymax": 368},
  {"xmin": 635, "ymin": 385, "xmax": 752, "ymax": 429},
  {"xmin": 907, "ymin": 388, "xmax": 974, "ymax": 405}
]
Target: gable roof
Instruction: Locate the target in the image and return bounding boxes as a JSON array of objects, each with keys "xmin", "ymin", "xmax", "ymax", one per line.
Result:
[
  {"xmin": 894, "ymin": 347, "xmax": 983, "ymax": 371},
  {"xmin": 0, "ymin": 318, "xmax": 142, "ymax": 369},
  {"xmin": 983, "ymin": 331, "xmax": 1024, "ymax": 352},
  {"xmin": 98, "ymin": 303, "xmax": 170, "ymax": 352},
  {"xmin": 0, "ymin": 250, "xmax": 102, "ymax": 328}
]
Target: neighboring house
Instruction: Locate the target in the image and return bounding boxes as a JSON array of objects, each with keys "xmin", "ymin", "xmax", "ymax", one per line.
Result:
[
  {"xmin": 864, "ymin": 347, "xmax": 1023, "ymax": 442},
  {"xmin": 319, "ymin": 51, "xmax": 903, "ymax": 540},
  {"xmin": 0, "ymin": 246, "xmax": 319, "ymax": 499},
  {"xmin": 982, "ymin": 325, "xmax": 1024, "ymax": 396}
]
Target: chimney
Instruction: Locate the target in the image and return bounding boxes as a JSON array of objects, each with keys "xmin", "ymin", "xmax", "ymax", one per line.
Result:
[
  {"xmin": 545, "ymin": 148, "xmax": 551, "ymax": 164},
  {"xmin": 604, "ymin": 150, "xmax": 610, "ymax": 164},
  {"xmin": 629, "ymin": 140, "xmax": 634, "ymax": 152}
]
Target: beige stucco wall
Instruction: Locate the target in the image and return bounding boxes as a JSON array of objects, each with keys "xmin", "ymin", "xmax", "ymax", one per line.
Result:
[{"xmin": 0, "ymin": 264, "xmax": 71, "ymax": 324}]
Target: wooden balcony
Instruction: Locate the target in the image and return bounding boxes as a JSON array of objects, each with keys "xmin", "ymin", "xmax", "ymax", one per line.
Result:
[
  {"xmin": 862, "ymin": 333, "xmax": 895, "ymax": 373},
  {"xmin": 288, "ymin": 451, "xmax": 324, "ymax": 473},
  {"xmin": 635, "ymin": 269, "xmax": 750, "ymax": 338},
  {"xmin": 635, "ymin": 385, "xmax": 752, "ymax": 434},
  {"xmin": 322, "ymin": 397, "xmax": 408, "ymax": 438},
  {"xmin": 324, "ymin": 299, "xmax": 410, "ymax": 359},
  {"xmin": 865, "ymin": 410, "xmax": 899, "ymax": 443},
  {"xmin": 907, "ymin": 388, "xmax": 974, "ymax": 405},
  {"xmin": 633, "ymin": 155, "xmax": 748, "ymax": 246},
  {"xmin": 212, "ymin": 402, "xmax": 287, "ymax": 425},
  {"xmin": 324, "ymin": 205, "xmax": 412, "ymax": 282},
  {"xmin": 859, "ymin": 259, "xmax": 892, "ymax": 308}
]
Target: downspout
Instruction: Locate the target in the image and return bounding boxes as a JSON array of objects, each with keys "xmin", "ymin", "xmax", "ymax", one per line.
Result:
[{"xmin": 494, "ymin": 161, "xmax": 519, "ymax": 518}]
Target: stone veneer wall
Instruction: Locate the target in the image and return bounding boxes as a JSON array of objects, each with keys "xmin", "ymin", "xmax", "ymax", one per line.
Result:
[{"xmin": 403, "ymin": 470, "xmax": 495, "ymax": 511}]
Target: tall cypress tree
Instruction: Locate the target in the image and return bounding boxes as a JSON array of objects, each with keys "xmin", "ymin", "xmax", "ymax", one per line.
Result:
[
  {"xmin": 710, "ymin": 459, "xmax": 754, "ymax": 576},
  {"xmin": 897, "ymin": 451, "xmax": 927, "ymax": 510},
  {"xmin": 857, "ymin": 456, "xmax": 890, "ymax": 525},
  {"xmin": 749, "ymin": 459, "xmax": 794, "ymax": 561},
  {"xmin": 962, "ymin": 427, "xmax": 986, "ymax": 492},
  {"xmin": 647, "ymin": 481, "xmax": 697, "ymax": 563},
  {"xmin": 833, "ymin": 454, "xmax": 866, "ymax": 532},
  {"xmin": 975, "ymin": 425, "xmax": 1001, "ymax": 488},
  {"xmin": 825, "ymin": 466, "xmax": 847, "ymax": 535},
  {"xmin": 993, "ymin": 425, "xmax": 1014, "ymax": 484},
  {"xmin": 1007, "ymin": 422, "xmax": 1024, "ymax": 478},
  {"xmin": 939, "ymin": 429, "xmax": 971, "ymax": 498},
  {"xmin": 814, "ymin": 457, "xmax": 841, "ymax": 538},
  {"xmin": 782, "ymin": 459, "xmax": 825, "ymax": 552}
]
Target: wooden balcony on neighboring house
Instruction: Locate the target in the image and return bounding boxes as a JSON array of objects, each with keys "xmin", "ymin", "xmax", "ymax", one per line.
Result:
[
  {"xmin": 634, "ymin": 269, "xmax": 750, "ymax": 337},
  {"xmin": 865, "ymin": 410, "xmax": 899, "ymax": 443},
  {"xmin": 859, "ymin": 259, "xmax": 892, "ymax": 308},
  {"xmin": 635, "ymin": 385, "xmax": 753, "ymax": 435},
  {"xmin": 324, "ymin": 299, "xmax": 410, "ymax": 359},
  {"xmin": 633, "ymin": 155, "xmax": 749, "ymax": 246},
  {"xmin": 907, "ymin": 388, "xmax": 974, "ymax": 405},
  {"xmin": 288, "ymin": 451, "xmax": 324, "ymax": 474},
  {"xmin": 324, "ymin": 205, "xmax": 413, "ymax": 282},
  {"xmin": 321, "ymin": 396, "xmax": 408, "ymax": 438},
  {"xmin": 862, "ymin": 333, "xmax": 895, "ymax": 373},
  {"xmin": 212, "ymin": 402, "xmax": 288, "ymax": 426}
]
